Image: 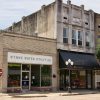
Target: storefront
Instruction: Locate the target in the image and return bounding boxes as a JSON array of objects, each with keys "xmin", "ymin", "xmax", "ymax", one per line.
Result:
[
  {"xmin": 59, "ymin": 50, "xmax": 100, "ymax": 90},
  {"xmin": 7, "ymin": 52, "xmax": 53, "ymax": 92},
  {"xmin": 0, "ymin": 32, "xmax": 57, "ymax": 93}
]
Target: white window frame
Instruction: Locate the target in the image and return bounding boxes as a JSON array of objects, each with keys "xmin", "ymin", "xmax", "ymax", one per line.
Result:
[
  {"xmin": 72, "ymin": 29, "xmax": 83, "ymax": 46},
  {"xmin": 72, "ymin": 29, "xmax": 77, "ymax": 45},
  {"xmin": 85, "ymin": 32, "xmax": 90, "ymax": 47},
  {"xmin": 78, "ymin": 30, "xmax": 82, "ymax": 46},
  {"xmin": 63, "ymin": 28, "xmax": 69, "ymax": 44}
]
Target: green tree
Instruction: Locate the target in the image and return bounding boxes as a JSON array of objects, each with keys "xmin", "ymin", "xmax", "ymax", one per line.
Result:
[{"xmin": 96, "ymin": 48, "xmax": 100, "ymax": 61}]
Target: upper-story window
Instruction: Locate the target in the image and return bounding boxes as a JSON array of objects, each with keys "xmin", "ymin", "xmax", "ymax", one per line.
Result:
[
  {"xmin": 98, "ymin": 25, "xmax": 100, "ymax": 28},
  {"xmin": 72, "ymin": 29, "xmax": 82, "ymax": 46},
  {"xmin": 85, "ymin": 32, "xmax": 90, "ymax": 47},
  {"xmin": 63, "ymin": 28, "xmax": 68, "ymax": 43},
  {"xmin": 72, "ymin": 30, "xmax": 77, "ymax": 45},
  {"xmin": 98, "ymin": 24, "xmax": 100, "ymax": 32},
  {"xmin": 78, "ymin": 31, "xmax": 82, "ymax": 46}
]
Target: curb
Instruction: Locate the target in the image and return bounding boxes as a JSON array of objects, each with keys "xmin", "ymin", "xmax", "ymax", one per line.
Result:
[
  {"xmin": 60, "ymin": 92, "xmax": 100, "ymax": 96},
  {"xmin": 12, "ymin": 95, "xmax": 48, "ymax": 98},
  {"xmin": 0, "ymin": 91, "xmax": 99, "ymax": 97}
]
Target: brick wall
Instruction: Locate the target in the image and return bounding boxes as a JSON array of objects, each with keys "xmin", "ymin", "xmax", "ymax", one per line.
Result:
[{"xmin": 0, "ymin": 31, "xmax": 58, "ymax": 92}]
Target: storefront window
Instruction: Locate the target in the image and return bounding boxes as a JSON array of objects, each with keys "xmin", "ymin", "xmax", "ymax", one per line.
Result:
[
  {"xmin": 8, "ymin": 63, "xmax": 52, "ymax": 90},
  {"xmin": 71, "ymin": 70, "xmax": 86, "ymax": 89},
  {"xmin": 41, "ymin": 65, "xmax": 51, "ymax": 86},
  {"xmin": 60, "ymin": 70, "xmax": 87, "ymax": 90},
  {"xmin": 60, "ymin": 69, "xmax": 69, "ymax": 90},
  {"xmin": 31, "ymin": 65, "xmax": 40, "ymax": 87},
  {"xmin": 8, "ymin": 63, "xmax": 21, "ymax": 87}
]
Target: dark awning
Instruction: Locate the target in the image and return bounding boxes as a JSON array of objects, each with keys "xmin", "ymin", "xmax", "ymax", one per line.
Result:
[{"xmin": 59, "ymin": 50, "xmax": 100, "ymax": 69}]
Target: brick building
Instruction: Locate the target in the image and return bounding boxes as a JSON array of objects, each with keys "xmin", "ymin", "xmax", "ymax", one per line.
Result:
[
  {"xmin": 95, "ymin": 13, "xmax": 100, "ymax": 49},
  {"xmin": 0, "ymin": 31, "xmax": 57, "ymax": 92},
  {"xmin": 1, "ymin": 0, "xmax": 100, "ymax": 92}
]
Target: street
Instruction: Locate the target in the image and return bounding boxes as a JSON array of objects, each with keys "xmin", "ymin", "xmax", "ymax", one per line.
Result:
[{"xmin": 1, "ymin": 93, "xmax": 100, "ymax": 100}]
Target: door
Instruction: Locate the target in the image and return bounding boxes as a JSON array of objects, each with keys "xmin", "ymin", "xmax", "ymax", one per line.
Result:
[
  {"xmin": 60, "ymin": 70, "xmax": 69, "ymax": 90},
  {"xmin": 22, "ymin": 72, "xmax": 30, "ymax": 90}
]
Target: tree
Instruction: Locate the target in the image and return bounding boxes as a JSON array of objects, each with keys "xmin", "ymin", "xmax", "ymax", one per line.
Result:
[{"xmin": 96, "ymin": 48, "xmax": 100, "ymax": 61}]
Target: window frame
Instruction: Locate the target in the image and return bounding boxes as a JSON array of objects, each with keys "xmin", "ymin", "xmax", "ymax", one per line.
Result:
[
  {"xmin": 78, "ymin": 30, "xmax": 82, "ymax": 46},
  {"xmin": 85, "ymin": 32, "xmax": 90, "ymax": 47},
  {"xmin": 63, "ymin": 28, "xmax": 69, "ymax": 44},
  {"xmin": 72, "ymin": 29, "xmax": 77, "ymax": 46},
  {"xmin": 72, "ymin": 29, "xmax": 83, "ymax": 47}
]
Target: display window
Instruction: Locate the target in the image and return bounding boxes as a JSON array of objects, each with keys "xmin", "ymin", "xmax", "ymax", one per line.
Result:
[{"xmin": 8, "ymin": 63, "xmax": 21, "ymax": 87}]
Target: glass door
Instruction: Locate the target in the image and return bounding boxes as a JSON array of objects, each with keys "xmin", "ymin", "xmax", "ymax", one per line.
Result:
[
  {"xmin": 22, "ymin": 72, "xmax": 29, "ymax": 89},
  {"xmin": 60, "ymin": 69, "xmax": 69, "ymax": 90},
  {"xmin": 21, "ymin": 64, "xmax": 30, "ymax": 90}
]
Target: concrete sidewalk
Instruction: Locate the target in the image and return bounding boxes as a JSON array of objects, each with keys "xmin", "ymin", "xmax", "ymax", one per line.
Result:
[{"xmin": 0, "ymin": 90, "xmax": 100, "ymax": 98}]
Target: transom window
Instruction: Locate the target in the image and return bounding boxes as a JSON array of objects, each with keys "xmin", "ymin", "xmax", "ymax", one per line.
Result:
[{"xmin": 63, "ymin": 28, "xmax": 68, "ymax": 43}]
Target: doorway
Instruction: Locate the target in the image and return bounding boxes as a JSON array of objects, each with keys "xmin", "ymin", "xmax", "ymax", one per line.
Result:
[
  {"xmin": 21, "ymin": 64, "xmax": 30, "ymax": 91},
  {"xmin": 22, "ymin": 72, "xmax": 30, "ymax": 90}
]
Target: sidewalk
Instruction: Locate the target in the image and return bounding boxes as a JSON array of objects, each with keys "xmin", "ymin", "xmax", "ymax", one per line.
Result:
[{"xmin": 0, "ymin": 90, "xmax": 100, "ymax": 98}]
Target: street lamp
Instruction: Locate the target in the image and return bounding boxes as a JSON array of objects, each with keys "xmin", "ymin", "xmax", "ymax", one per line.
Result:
[{"xmin": 65, "ymin": 59, "xmax": 74, "ymax": 93}]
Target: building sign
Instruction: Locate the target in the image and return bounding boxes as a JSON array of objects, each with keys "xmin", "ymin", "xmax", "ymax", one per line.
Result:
[{"xmin": 8, "ymin": 52, "xmax": 52, "ymax": 65}]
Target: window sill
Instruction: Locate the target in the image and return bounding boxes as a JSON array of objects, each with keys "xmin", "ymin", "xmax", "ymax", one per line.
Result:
[
  {"xmin": 78, "ymin": 45, "xmax": 83, "ymax": 48},
  {"xmin": 72, "ymin": 45, "xmax": 83, "ymax": 48},
  {"xmin": 86, "ymin": 46, "xmax": 91, "ymax": 49},
  {"xmin": 63, "ymin": 43, "xmax": 69, "ymax": 46}
]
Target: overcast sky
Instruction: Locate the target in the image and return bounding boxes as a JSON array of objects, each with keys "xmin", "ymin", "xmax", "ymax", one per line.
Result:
[{"xmin": 0, "ymin": 0, "xmax": 100, "ymax": 29}]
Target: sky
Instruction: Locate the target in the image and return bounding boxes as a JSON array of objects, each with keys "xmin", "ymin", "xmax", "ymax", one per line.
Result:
[{"xmin": 0, "ymin": 0, "xmax": 100, "ymax": 29}]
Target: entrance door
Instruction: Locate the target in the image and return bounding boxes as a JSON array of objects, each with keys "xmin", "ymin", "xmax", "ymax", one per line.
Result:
[
  {"xmin": 21, "ymin": 64, "xmax": 30, "ymax": 91},
  {"xmin": 22, "ymin": 72, "xmax": 30, "ymax": 90},
  {"xmin": 60, "ymin": 69, "xmax": 69, "ymax": 90}
]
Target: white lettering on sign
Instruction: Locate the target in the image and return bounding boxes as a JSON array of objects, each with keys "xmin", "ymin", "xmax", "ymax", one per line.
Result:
[{"xmin": 8, "ymin": 52, "xmax": 52, "ymax": 65}]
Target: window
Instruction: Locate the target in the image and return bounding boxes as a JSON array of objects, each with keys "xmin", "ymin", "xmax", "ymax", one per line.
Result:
[
  {"xmin": 31, "ymin": 65, "xmax": 51, "ymax": 88},
  {"xmin": 86, "ymin": 32, "xmax": 90, "ymax": 47},
  {"xmin": 8, "ymin": 63, "xmax": 21, "ymax": 87},
  {"xmin": 63, "ymin": 28, "xmax": 68, "ymax": 43},
  {"xmin": 72, "ymin": 30, "xmax": 82, "ymax": 46},
  {"xmin": 72, "ymin": 30, "xmax": 77, "ymax": 45},
  {"xmin": 78, "ymin": 31, "xmax": 82, "ymax": 46},
  {"xmin": 98, "ymin": 25, "xmax": 100, "ymax": 32},
  {"xmin": 41, "ymin": 65, "xmax": 51, "ymax": 86},
  {"xmin": 98, "ymin": 25, "xmax": 100, "ymax": 28},
  {"xmin": 85, "ymin": 22, "xmax": 88, "ymax": 25},
  {"xmin": 22, "ymin": 64, "xmax": 30, "ymax": 71},
  {"xmin": 63, "ymin": 17, "xmax": 67, "ymax": 19},
  {"xmin": 31, "ymin": 65, "xmax": 40, "ymax": 87}
]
